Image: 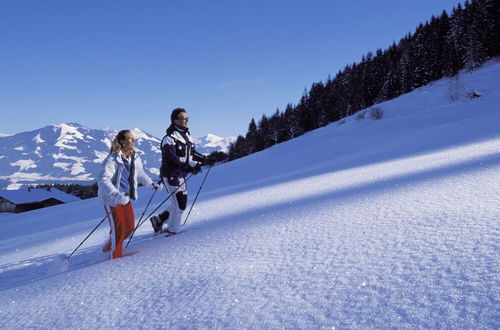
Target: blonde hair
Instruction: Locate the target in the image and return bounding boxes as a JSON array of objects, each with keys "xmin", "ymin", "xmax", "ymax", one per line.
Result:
[{"xmin": 110, "ymin": 130, "xmax": 135, "ymax": 156}]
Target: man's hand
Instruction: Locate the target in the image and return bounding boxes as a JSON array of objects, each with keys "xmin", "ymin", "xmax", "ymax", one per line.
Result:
[
  {"xmin": 191, "ymin": 163, "xmax": 202, "ymax": 175},
  {"xmin": 183, "ymin": 163, "xmax": 202, "ymax": 175}
]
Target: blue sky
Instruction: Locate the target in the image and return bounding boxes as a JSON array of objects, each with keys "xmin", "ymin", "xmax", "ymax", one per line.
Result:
[{"xmin": 0, "ymin": 0, "xmax": 464, "ymax": 139}]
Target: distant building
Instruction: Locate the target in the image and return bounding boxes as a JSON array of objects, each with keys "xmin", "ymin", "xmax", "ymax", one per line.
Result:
[{"xmin": 0, "ymin": 187, "xmax": 80, "ymax": 213}]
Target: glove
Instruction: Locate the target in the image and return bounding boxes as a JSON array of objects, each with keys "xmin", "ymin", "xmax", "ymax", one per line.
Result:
[
  {"xmin": 183, "ymin": 163, "xmax": 202, "ymax": 175},
  {"xmin": 117, "ymin": 193, "xmax": 130, "ymax": 205},
  {"xmin": 152, "ymin": 180, "xmax": 162, "ymax": 191},
  {"xmin": 191, "ymin": 163, "xmax": 202, "ymax": 175}
]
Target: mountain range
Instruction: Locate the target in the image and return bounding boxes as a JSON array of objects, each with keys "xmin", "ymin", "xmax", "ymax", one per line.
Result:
[{"xmin": 0, "ymin": 123, "xmax": 235, "ymax": 189}]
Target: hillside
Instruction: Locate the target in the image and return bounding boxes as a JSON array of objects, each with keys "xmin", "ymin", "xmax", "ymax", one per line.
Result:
[{"xmin": 0, "ymin": 60, "xmax": 499, "ymax": 328}]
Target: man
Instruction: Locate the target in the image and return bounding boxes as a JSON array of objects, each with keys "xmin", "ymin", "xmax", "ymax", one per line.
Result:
[{"xmin": 150, "ymin": 108, "xmax": 215, "ymax": 235}]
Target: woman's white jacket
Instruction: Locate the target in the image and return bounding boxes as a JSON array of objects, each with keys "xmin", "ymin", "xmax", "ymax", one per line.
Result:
[{"xmin": 98, "ymin": 151, "xmax": 154, "ymax": 207}]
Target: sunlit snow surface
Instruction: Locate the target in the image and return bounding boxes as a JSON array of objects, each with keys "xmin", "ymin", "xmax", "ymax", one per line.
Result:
[{"xmin": 0, "ymin": 61, "xmax": 499, "ymax": 328}]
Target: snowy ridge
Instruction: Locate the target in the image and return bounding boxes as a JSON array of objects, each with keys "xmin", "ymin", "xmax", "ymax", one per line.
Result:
[
  {"xmin": 0, "ymin": 124, "xmax": 234, "ymax": 189},
  {"xmin": 0, "ymin": 123, "xmax": 163, "ymax": 188},
  {"xmin": 0, "ymin": 61, "xmax": 499, "ymax": 328},
  {"xmin": 195, "ymin": 133, "xmax": 236, "ymax": 154}
]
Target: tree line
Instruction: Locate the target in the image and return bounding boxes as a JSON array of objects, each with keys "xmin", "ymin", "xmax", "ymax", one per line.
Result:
[
  {"xmin": 228, "ymin": 0, "xmax": 499, "ymax": 160},
  {"xmin": 30, "ymin": 183, "xmax": 98, "ymax": 200}
]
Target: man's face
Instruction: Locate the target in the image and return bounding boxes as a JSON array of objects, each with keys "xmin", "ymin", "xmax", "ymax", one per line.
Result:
[{"xmin": 174, "ymin": 111, "xmax": 189, "ymax": 128}]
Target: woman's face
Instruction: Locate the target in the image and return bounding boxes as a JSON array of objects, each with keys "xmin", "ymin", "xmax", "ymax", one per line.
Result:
[{"xmin": 122, "ymin": 132, "xmax": 135, "ymax": 154}]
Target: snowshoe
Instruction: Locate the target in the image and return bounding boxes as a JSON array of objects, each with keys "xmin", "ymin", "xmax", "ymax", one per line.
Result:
[{"xmin": 164, "ymin": 229, "xmax": 177, "ymax": 237}]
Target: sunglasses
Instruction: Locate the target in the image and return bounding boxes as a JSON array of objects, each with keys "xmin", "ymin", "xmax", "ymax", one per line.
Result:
[{"xmin": 177, "ymin": 116, "xmax": 189, "ymax": 121}]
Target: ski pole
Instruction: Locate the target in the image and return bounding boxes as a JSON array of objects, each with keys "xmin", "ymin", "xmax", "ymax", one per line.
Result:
[
  {"xmin": 126, "ymin": 173, "xmax": 193, "ymax": 245},
  {"xmin": 67, "ymin": 207, "xmax": 111, "ymax": 259},
  {"xmin": 182, "ymin": 164, "xmax": 212, "ymax": 226},
  {"xmin": 125, "ymin": 188, "xmax": 158, "ymax": 248},
  {"xmin": 136, "ymin": 175, "xmax": 191, "ymax": 229}
]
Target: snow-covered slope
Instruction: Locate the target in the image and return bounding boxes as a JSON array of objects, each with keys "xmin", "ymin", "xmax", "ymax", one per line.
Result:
[{"xmin": 0, "ymin": 60, "xmax": 499, "ymax": 328}]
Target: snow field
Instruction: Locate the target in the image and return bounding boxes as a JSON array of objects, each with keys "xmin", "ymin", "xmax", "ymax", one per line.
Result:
[
  {"xmin": 3, "ymin": 137, "xmax": 498, "ymax": 328},
  {"xmin": 0, "ymin": 60, "xmax": 499, "ymax": 328}
]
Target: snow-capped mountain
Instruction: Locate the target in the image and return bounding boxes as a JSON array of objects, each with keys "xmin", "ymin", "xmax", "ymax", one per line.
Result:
[
  {"xmin": 0, "ymin": 124, "xmax": 233, "ymax": 189},
  {"xmin": 194, "ymin": 133, "xmax": 236, "ymax": 154},
  {"xmin": 0, "ymin": 123, "xmax": 162, "ymax": 189}
]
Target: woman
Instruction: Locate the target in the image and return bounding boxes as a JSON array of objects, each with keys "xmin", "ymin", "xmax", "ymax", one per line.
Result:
[{"xmin": 98, "ymin": 129, "xmax": 160, "ymax": 259}]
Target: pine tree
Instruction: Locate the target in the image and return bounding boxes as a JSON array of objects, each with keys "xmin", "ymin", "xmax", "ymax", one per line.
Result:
[
  {"xmin": 323, "ymin": 78, "xmax": 342, "ymax": 123},
  {"xmin": 376, "ymin": 43, "xmax": 402, "ymax": 102},
  {"xmin": 244, "ymin": 118, "xmax": 258, "ymax": 154},
  {"xmin": 436, "ymin": 10, "xmax": 458, "ymax": 77},
  {"xmin": 360, "ymin": 51, "xmax": 383, "ymax": 107},
  {"xmin": 481, "ymin": 0, "xmax": 500, "ymax": 56},
  {"xmin": 257, "ymin": 114, "xmax": 271, "ymax": 150},
  {"xmin": 296, "ymin": 93, "xmax": 315, "ymax": 133},
  {"xmin": 398, "ymin": 34, "xmax": 416, "ymax": 94},
  {"xmin": 228, "ymin": 135, "xmax": 247, "ymax": 160},
  {"xmin": 268, "ymin": 109, "xmax": 282, "ymax": 146},
  {"xmin": 448, "ymin": 3, "xmax": 467, "ymax": 72},
  {"xmin": 281, "ymin": 104, "xmax": 296, "ymax": 141},
  {"xmin": 307, "ymin": 82, "xmax": 328, "ymax": 128},
  {"xmin": 463, "ymin": 0, "xmax": 487, "ymax": 70}
]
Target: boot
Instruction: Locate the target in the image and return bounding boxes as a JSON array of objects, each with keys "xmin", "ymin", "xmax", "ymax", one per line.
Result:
[
  {"xmin": 102, "ymin": 239, "xmax": 112, "ymax": 252},
  {"xmin": 150, "ymin": 215, "xmax": 163, "ymax": 233}
]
